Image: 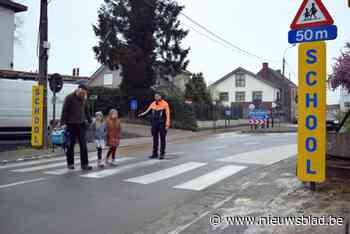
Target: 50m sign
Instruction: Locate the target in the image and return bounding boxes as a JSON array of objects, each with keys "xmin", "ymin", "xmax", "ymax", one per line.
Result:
[
  {"xmin": 31, "ymin": 85, "xmax": 44, "ymax": 147},
  {"xmin": 289, "ymin": 25, "xmax": 337, "ymax": 44}
]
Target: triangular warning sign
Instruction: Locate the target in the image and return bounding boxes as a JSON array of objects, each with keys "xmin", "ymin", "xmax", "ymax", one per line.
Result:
[{"xmin": 290, "ymin": 0, "xmax": 334, "ymax": 29}]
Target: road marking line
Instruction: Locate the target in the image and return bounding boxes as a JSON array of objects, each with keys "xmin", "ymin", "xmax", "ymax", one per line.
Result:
[
  {"xmin": 243, "ymin": 142, "xmax": 259, "ymax": 146},
  {"xmin": 168, "ymin": 194, "xmax": 236, "ymax": 234},
  {"xmin": 44, "ymin": 157, "xmax": 135, "ymax": 175},
  {"xmin": 11, "ymin": 157, "xmax": 98, "ymax": 173},
  {"xmin": 168, "ymin": 211, "xmax": 211, "ymax": 234},
  {"xmin": 125, "ymin": 162, "xmax": 206, "ymax": 184},
  {"xmin": 0, "ymin": 178, "xmax": 47, "ymax": 189},
  {"xmin": 81, "ymin": 160, "xmax": 161, "ymax": 178},
  {"xmin": 208, "ymin": 146, "xmax": 226, "ymax": 150},
  {"xmin": 218, "ymin": 144, "xmax": 297, "ymax": 165},
  {"xmin": 165, "ymin": 152, "xmax": 186, "ymax": 156},
  {"xmin": 0, "ymin": 157, "xmax": 66, "ymax": 170},
  {"xmin": 174, "ymin": 165, "xmax": 246, "ymax": 191}
]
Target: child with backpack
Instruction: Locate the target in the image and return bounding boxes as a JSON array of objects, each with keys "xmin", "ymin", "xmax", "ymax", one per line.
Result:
[
  {"xmin": 92, "ymin": 111, "xmax": 107, "ymax": 168},
  {"xmin": 105, "ymin": 109, "xmax": 122, "ymax": 165}
]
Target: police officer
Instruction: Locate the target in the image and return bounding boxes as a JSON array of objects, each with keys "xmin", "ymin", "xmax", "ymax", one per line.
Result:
[{"xmin": 138, "ymin": 93, "xmax": 171, "ymax": 160}]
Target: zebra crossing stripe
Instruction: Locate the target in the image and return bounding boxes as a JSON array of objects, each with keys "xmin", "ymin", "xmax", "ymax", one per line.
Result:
[
  {"xmin": 0, "ymin": 157, "xmax": 66, "ymax": 170},
  {"xmin": 10, "ymin": 155, "xmax": 99, "ymax": 173},
  {"xmin": 44, "ymin": 157, "xmax": 135, "ymax": 175},
  {"xmin": 0, "ymin": 178, "xmax": 48, "ymax": 189},
  {"xmin": 81, "ymin": 160, "xmax": 161, "ymax": 179},
  {"xmin": 218, "ymin": 144, "xmax": 297, "ymax": 165},
  {"xmin": 174, "ymin": 165, "xmax": 246, "ymax": 191},
  {"xmin": 124, "ymin": 162, "xmax": 206, "ymax": 184}
]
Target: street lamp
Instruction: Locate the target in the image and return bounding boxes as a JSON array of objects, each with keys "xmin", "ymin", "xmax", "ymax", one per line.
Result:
[{"xmin": 282, "ymin": 44, "xmax": 296, "ymax": 77}]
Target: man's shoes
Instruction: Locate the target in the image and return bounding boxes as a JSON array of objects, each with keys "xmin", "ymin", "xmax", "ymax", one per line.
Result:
[
  {"xmin": 67, "ymin": 165, "xmax": 75, "ymax": 170},
  {"xmin": 81, "ymin": 165, "xmax": 93, "ymax": 171},
  {"xmin": 149, "ymin": 155, "xmax": 158, "ymax": 159},
  {"xmin": 159, "ymin": 156, "xmax": 164, "ymax": 160}
]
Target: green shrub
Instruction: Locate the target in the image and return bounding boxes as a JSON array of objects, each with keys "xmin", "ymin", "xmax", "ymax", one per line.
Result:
[
  {"xmin": 166, "ymin": 95, "xmax": 198, "ymax": 131},
  {"xmin": 88, "ymin": 87, "xmax": 126, "ymax": 116},
  {"xmin": 88, "ymin": 87, "xmax": 198, "ymax": 131}
]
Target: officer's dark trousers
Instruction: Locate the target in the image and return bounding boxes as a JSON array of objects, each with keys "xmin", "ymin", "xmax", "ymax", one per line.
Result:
[
  {"xmin": 66, "ymin": 123, "xmax": 89, "ymax": 167},
  {"xmin": 151, "ymin": 124, "xmax": 167, "ymax": 156}
]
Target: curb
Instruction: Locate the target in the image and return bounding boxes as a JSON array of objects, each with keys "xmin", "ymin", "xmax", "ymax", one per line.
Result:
[{"xmin": 240, "ymin": 129, "xmax": 297, "ymax": 134}]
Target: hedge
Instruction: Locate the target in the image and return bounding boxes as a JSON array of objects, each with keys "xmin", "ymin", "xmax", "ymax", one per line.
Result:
[{"xmin": 88, "ymin": 87, "xmax": 198, "ymax": 131}]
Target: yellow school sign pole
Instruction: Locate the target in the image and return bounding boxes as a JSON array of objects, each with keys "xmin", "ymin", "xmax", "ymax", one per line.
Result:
[
  {"xmin": 31, "ymin": 85, "xmax": 44, "ymax": 147},
  {"xmin": 298, "ymin": 41, "xmax": 326, "ymax": 183},
  {"xmin": 288, "ymin": 0, "xmax": 337, "ymax": 189}
]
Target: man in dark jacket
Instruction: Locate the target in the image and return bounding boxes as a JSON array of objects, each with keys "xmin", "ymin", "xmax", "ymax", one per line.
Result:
[
  {"xmin": 61, "ymin": 84, "xmax": 93, "ymax": 170},
  {"xmin": 138, "ymin": 93, "xmax": 171, "ymax": 160}
]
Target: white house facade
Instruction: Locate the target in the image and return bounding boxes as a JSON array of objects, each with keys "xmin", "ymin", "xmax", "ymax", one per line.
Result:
[
  {"xmin": 210, "ymin": 67, "xmax": 280, "ymax": 117},
  {"xmin": 0, "ymin": 1, "xmax": 27, "ymax": 70}
]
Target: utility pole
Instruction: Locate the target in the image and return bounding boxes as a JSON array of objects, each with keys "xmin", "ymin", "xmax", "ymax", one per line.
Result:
[
  {"xmin": 282, "ymin": 58, "xmax": 286, "ymax": 77},
  {"xmin": 39, "ymin": 0, "xmax": 49, "ymax": 148}
]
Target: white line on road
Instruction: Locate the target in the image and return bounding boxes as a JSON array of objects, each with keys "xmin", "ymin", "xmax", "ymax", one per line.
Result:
[
  {"xmin": 218, "ymin": 144, "xmax": 297, "ymax": 165},
  {"xmin": 0, "ymin": 178, "xmax": 47, "ymax": 190},
  {"xmin": 0, "ymin": 157, "xmax": 66, "ymax": 170},
  {"xmin": 44, "ymin": 157, "xmax": 135, "ymax": 175},
  {"xmin": 208, "ymin": 146, "xmax": 227, "ymax": 150},
  {"xmin": 243, "ymin": 142, "xmax": 260, "ymax": 146},
  {"xmin": 174, "ymin": 165, "xmax": 246, "ymax": 191},
  {"xmin": 81, "ymin": 160, "xmax": 161, "ymax": 179},
  {"xmin": 165, "ymin": 152, "xmax": 186, "ymax": 156},
  {"xmin": 125, "ymin": 162, "xmax": 206, "ymax": 184},
  {"xmin": 11, "ymin": 158, "xmax": 98, "ymax": 173},
  {"xmin": 168, "ymin": 194, "xmax": 236, "ymax": 234}
]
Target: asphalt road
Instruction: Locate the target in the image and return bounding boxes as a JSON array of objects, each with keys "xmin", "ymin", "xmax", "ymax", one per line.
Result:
[{"xmin": 0, "ymin": 132, "xmax": 297, "ymax": 234}]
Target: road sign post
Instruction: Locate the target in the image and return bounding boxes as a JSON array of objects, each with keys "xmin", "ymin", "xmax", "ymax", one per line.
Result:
[
  {"xmin": 289, "ymin": 0, "xmax": 336, "ymax": 188},
  {"xmin": 32, "ymin": 85, "xmax": 44, "ymax": 147},
  {"xmin": 298, "ymin": 41, "xmax": 326, "ymax": 183}
]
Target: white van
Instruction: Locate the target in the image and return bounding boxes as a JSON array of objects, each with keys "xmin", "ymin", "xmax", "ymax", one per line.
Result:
[{"xmin": 0, "ymin": 79, "xmax": 77, "ymax": 127}]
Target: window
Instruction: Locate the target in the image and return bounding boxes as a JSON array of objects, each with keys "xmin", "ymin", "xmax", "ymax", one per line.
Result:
[
  {"xmin": 252, "ymin": 91, "xmax": 263, "ymax": 101},
  {"xmin": 235, "ymin": 74, "xmax": 246, "ymax": 87},
  {"xmin": 219, "ymin": 92, "xmax": 229, "ymax": 102},
  {"xmin": 104, "ymin": 74, "xmax": 113, "ymax": 86},
  {"xmin": 235, "ymin": 91, "xmax": 245, "ymax": 102}
]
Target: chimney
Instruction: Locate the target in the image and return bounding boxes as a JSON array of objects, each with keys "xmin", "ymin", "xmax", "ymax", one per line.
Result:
[
  {"xmin": 72, "ymin": 68, "xmax": 76, "ymax": 76},
  {"xmin": 77, "ymin": 68, "xmax": 80, "ymax": 76},
  {"xmin": 263, "ymin": 62, "xmax": 269, "ymax": 70},
  {"xmin": 276, "ymin": 69, "xmax": 282, "ymax": 74},
  {"xmin": 261, "ymin": 62, "xmax": 269, "ymax": 79}
]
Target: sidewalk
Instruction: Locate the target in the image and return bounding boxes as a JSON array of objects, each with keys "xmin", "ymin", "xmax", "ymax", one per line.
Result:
[
  {"xmin": 139, "ymin": 157, "xmax": 350, "ymax": 234},
  {"xmin": 0, "ymin": 123, "xmax": 209, "ymax": 164}
]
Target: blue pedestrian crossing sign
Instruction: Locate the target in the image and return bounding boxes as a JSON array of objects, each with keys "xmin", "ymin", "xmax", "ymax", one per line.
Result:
[{"xmin": 130, "ymin": 99, "xmax": 138, "ymax": 111}]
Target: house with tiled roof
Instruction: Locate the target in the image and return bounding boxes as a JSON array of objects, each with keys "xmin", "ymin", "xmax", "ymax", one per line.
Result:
[
  {"xmin": 209, "ymin": 67, "xmax": 282, "ymax": 118},
  {"xmin": 257, "ymin": 63, "xmax": 297, "ymax": 123},
  {"xmin": 88, "ymin": 65, "xmax": 192, "ymax": 95}
]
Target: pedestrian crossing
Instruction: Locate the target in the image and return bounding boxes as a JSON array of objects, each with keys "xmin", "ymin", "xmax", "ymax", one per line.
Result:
[
  {"xmin": 125, "ymin": 162, "xmax": 207, "ymax": 184},
  {"xmin": 44, "ymin": 157, "xmax": 135, "ymax": 175},
  {"xmin": 174, "ymin": 165, "xmax": 246, "ymax": 191},
  {"xmin": 1, "ymin": 144, "xmax": 297, "ymax": 192}
]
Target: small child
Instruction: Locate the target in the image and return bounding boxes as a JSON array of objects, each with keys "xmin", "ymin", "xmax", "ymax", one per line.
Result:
[
  {"xmin": 92, "ymin": 111, "xmax": 107, "ymax": 168},
  {"xmin": 105, "ymin": 109, "xmax": 122, "ymax": 165}
]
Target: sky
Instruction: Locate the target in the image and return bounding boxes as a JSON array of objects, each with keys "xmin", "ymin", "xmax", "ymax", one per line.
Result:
[{"xmin": 13, "ymin": 0, "xmax": 350, "ymax": 104}]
